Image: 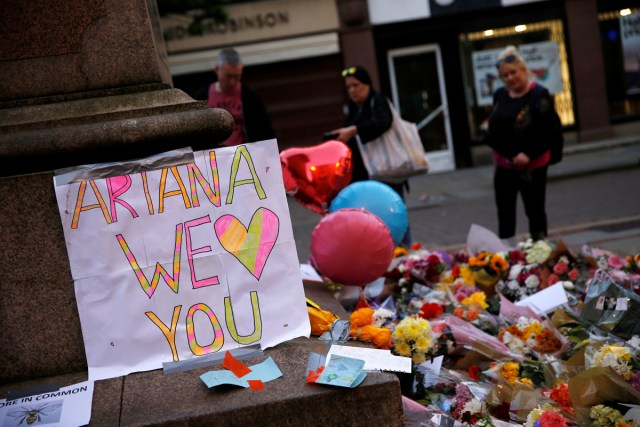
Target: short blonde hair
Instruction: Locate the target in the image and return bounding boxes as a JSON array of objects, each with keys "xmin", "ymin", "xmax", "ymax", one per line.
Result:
[{"xmin": 496, "ymin": 45, "xmax": 527, "ymax": 70}]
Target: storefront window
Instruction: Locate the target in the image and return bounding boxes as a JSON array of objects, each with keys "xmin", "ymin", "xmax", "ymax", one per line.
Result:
[
  {"xmin": 459, "ymin": 20, "xmax": 574, "ymax": 142},
  {"xmin": 599, "ymin": 8, "xmax": 640, "ymax": 121}
]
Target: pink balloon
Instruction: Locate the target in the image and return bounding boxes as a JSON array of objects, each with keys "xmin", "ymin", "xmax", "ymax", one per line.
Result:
[{"xmin": 310, "ymin": 208, "xmax": 394, "ymax": 287}]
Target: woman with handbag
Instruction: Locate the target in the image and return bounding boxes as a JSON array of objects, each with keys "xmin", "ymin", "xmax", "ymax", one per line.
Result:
[
  {"xmin": 329, "ymin": 65, "xmax": 412, "ymax": 247},
  {"xmin": 484, "ymin": 46, "xmax": 563, "ymax": 244}
]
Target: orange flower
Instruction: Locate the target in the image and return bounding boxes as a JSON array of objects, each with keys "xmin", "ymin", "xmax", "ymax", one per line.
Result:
[
  {"xmin": 469, "ymin": 252, "xmax": 490, "ymax": 267},
  {"xmin": 393, "ymin": 246, "xmax": 409, "ymax": 258},
  {"xmin": 453, "ymin": 307, "xmax": 465, "ymax": 318},
  {"xmin": 490, "ymin": 254, "xmax": 508, "ymax": 274},
  {"xmin": 466, "ymin": 307, "xmax": 479, "ymax": 321},
  {"xmin": 501, "ymin": 362, "xmax": 520, "ymax": 383},
  {"xmin": 533, "ymin": 329, "xmax": 562, "ymax": 353}
]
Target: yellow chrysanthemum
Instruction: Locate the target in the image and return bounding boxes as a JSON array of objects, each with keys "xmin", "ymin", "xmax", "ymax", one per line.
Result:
[
  {"xmin": 394, "ymin": 341, "xmax": 411, "ymax": 357},
  {"xmin": 392, "ymin": 326, "xmax": 405, "ymax": 341},
  {"xmin": 412, "ymin": 353, "xmax": 426, "ymax": 364},
  {"xmin": 413, "ymin": 337, "xmax": 432, "ymax": 354}
]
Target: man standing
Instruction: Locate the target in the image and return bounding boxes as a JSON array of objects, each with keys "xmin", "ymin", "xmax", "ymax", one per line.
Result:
[{"xmin": 197, "ymin": 48, "xmax": 275, "ymax": 146}]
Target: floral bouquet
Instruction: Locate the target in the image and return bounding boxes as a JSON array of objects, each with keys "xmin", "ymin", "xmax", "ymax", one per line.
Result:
[
  {"xmin": 524, "ymin": 404, "xmax": 576, "ymax": 427},
  {"xmin": 391, "ymin": 315, "xmax": 436, "ymax": 398},
  {"xmin": 568, "ymin": 366, "xmax": 640, "ymax": 425},
  {"xmin": 497, "ymin": 316, "xmax": 564, "ymax": 357},
  {"xmin": 589, "ymin": 404, "xmax": 637, "ymax": 427},
  {"xmin": 584, "ymin": 337, "xmax": 640, "ymax": 385},
  {"xmin": 451, "ymin": 383, "xmax": 496, "ymax": 426},
  {"xmin": 592, "ymin": 248, "xmax": 640, "ymax": 290},
  {"xmin": 498, "ymin": 296, "xmax": 570, "ymax": 359},
  {"xmin": 540, "ymin": 240, "xmax": 594, "ymax": 291},
  {"xmin": 468, "ymin": 251, "xmax": 509, "ymax": 296},
  {"xmin": 485, "ymin": 360, "xmax": 546, "ymax": 388},
  {"xmin": 497, "ymin": 262, "xmax": 545, "ymax": 303},
  {"xmin": 388, "ymin": 248, "xmax": 448, "ymax": 287},
  {"xmin": 519, "ymin": 239, "xmax": 554, "ymax": 265},
  {"xmin": 431, "ymin": 315, "xmax": 513, "ymax": 361}
]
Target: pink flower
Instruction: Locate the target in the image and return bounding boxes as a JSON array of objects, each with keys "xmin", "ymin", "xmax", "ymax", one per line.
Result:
[
  {"xmin": 546, "ymin": 274, "xmax": 560, "ymax": 287},
  {"xmin": 608, "ymin": 255, "xmax": 625, "ymax": 269},
  {"xmin": 568, "ymin": 268, "xmax": 580, "ymax": 281},
  {"xmin": 553, "ymin": 262, "xmax": 569, "ymax": 275}
]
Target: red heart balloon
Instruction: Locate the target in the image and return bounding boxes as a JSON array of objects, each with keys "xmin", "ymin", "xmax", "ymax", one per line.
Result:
[{"xmin": 280, "ymin": 140, "xmax": 353, "ymax": 215}]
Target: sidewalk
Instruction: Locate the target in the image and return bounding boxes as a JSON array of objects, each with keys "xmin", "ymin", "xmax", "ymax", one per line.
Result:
[{"xmin": 404, "ymin": 135, "xmax": 640, "ymax": 211}]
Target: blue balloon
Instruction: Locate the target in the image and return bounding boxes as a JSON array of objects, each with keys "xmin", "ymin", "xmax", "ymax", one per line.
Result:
[{"xmin": 329, "ymin": 180, "xmax": 408, "ymax": 245}]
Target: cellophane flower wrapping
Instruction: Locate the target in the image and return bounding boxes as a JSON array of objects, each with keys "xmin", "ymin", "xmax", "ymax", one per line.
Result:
[
  {"xmin": 568, "ymin": 366, "xmax": 640, "ymax": 425},
  {"xmin": 580, "ymin": 270, "xmax": 640, "ymax": 340}
]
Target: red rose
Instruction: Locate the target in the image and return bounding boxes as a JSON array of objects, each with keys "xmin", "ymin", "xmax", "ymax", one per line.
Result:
[
  {"xmin": 553, "ymin": 262, "xmax": 569, "ymax": 275},
  {"xmin": 419, "ymin": 302, "xmax": 444, "ymax": 319},
  {"xmin": 568, "ymin": 268, "xmax": 580, "ymax": 281}
]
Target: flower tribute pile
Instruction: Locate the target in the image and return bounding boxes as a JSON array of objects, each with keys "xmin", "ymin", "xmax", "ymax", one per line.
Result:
[{"xmin": 342, "ymin": 238, "xmax": 640, "ymax": 426}]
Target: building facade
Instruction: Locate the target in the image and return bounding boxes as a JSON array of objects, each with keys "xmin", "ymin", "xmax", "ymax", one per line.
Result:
[{"xmin": 162, "ymin": 0, "xmax": 640, "ymax": 171}]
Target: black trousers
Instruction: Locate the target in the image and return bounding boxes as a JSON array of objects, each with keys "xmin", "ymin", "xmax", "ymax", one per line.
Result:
[{"xmin": 493, "ymin": 166, "xmax": 548, "ymax": 240}]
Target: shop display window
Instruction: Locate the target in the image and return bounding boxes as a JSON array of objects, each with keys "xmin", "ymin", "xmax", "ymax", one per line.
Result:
[
  {"xmin": 599, "ymin": 7, "xmax": 640, "ymax": 121},
  {"xmin": 459, "ymin": 20, "xmax": 574, "ymax": 143}
]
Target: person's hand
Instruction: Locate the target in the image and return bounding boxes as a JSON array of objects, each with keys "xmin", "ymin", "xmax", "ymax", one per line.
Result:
[
  {"xmin": 512, "ymin": 152, "xmax": 530, "ymax": 166},
  {"xmin": 330, "ymin": 126, "xmax": 357, "ymax": 143}
]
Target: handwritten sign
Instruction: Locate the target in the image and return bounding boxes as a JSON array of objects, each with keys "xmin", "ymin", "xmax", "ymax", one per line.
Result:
[{"xmin": 54, "ymin": 140, "xmax": 310, "ymax": 381}]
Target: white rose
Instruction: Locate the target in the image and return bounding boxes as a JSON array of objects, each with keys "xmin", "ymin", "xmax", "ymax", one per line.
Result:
[
  {"xmin": 525, "ymin": 275, "xmax": 540, "ymax": 288},
  {"xmin": 509, "ymin": 264, "xmax": 523, "ymax": 280}
]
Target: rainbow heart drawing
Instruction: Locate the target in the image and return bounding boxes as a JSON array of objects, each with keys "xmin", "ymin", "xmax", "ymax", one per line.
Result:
[{"xmin": 214, "ymin": 208, "xmax": 279, "ymax": 280}]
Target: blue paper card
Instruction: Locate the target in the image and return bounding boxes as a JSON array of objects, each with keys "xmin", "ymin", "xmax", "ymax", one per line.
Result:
[
  {"xmin": 200, "ymin": 356, "xmax": 282, "ymax": 389},
  {"xmin": 316, "ymin": 355, "xmax": 367, "ymax": 388}
]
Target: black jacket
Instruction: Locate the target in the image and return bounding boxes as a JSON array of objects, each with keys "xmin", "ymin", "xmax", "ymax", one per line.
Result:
[
  {"xmin": 484, "ymin": 84, "xmax": 562, "ymax": 162},
  {"xmin": 344, "ymin": 89, "xmax": 393, "ymax": 182}
]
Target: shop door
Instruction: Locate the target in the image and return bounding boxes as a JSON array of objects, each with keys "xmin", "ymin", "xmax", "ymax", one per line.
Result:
[{"xmin": 388, "ymin": 45, "xmax": 455, "ymax": 172}]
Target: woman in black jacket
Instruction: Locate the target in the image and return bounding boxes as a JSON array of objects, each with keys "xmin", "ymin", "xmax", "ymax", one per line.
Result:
[
  {"xmin": 484, "ymin": 46, "xmax": 563, "ymax": 243},
  {"xmin": 330, "ymin": 65, "xmax": 411, "ymax": 247}
]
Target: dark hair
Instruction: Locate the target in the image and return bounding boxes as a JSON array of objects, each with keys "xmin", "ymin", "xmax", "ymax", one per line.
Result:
[{"xmin": 341, "ymin": 65, "xmax": 372, "ymax": 86}]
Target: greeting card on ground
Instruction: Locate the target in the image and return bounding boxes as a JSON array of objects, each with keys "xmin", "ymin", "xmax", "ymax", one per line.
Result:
[
  {"xmin": 316, "ymin": 355, "xmax": 367, "ymax": 388},
  {"xmin": 53, "ymin": 140, "xmax": 310, "ymax": 381},
  {"xmin": 327, "ymin": 345, "xmax": 412, "ymax": 373}
]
